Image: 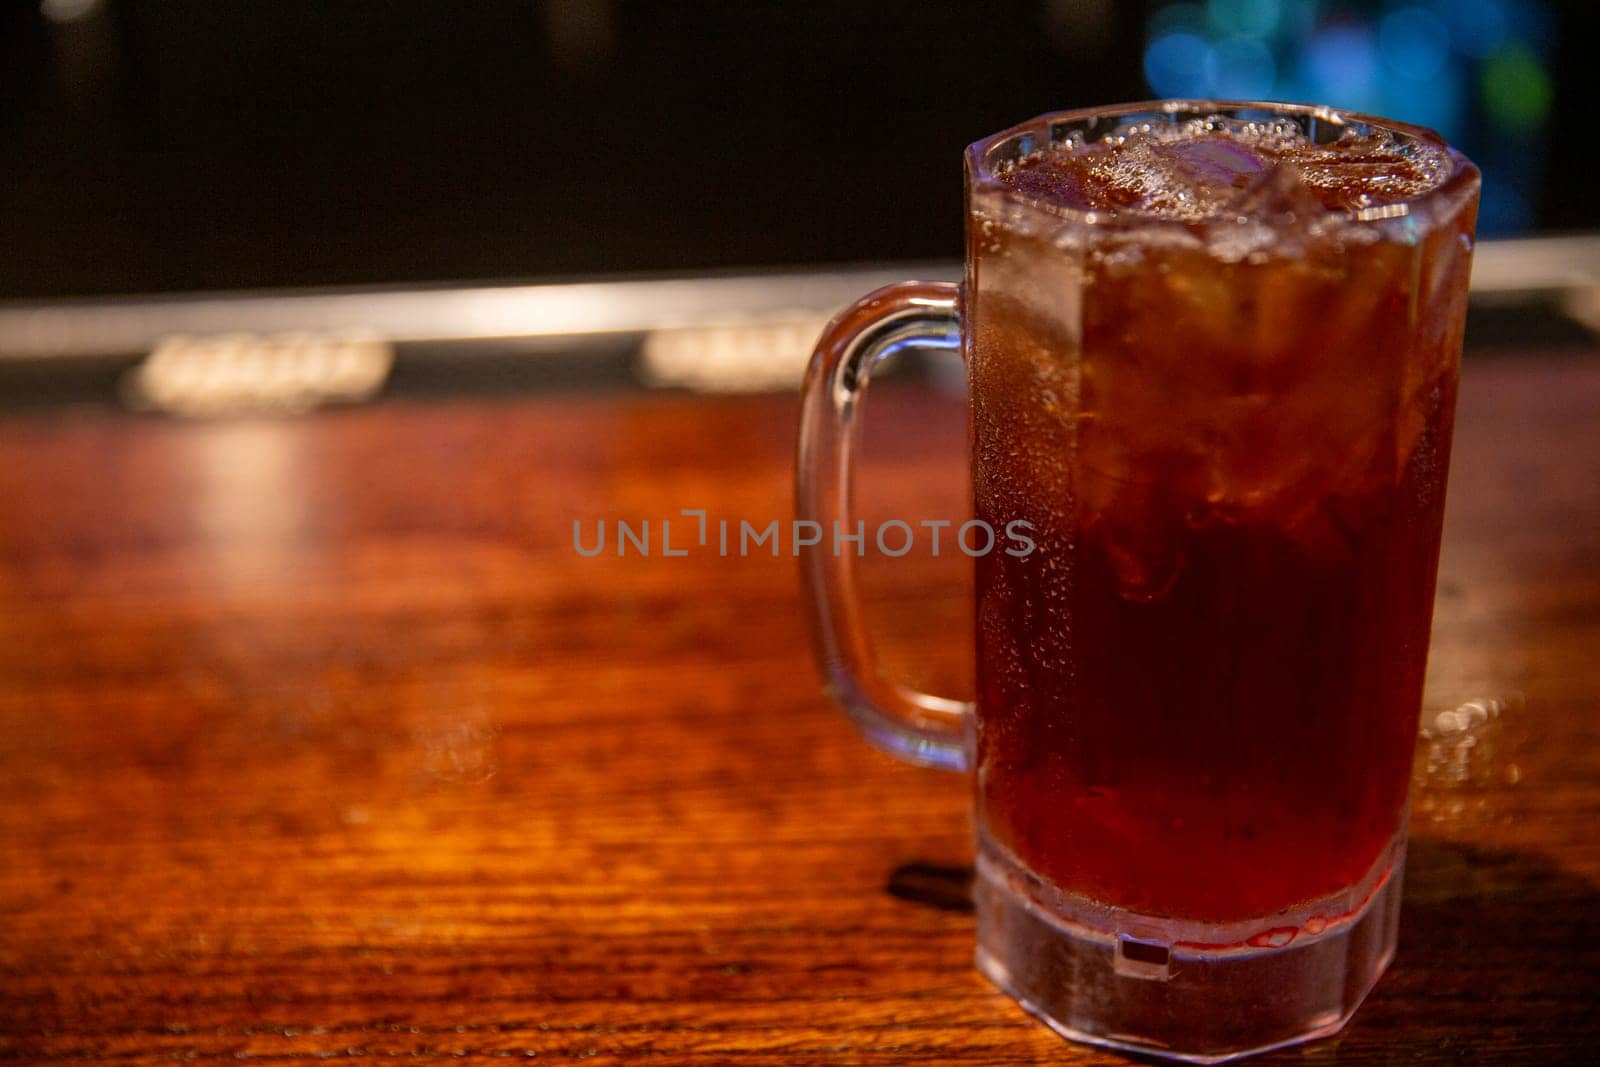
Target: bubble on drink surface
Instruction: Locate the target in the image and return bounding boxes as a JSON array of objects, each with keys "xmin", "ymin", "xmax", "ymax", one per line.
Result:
[{"xmin": 995, "ymin": 116, "xmax": 1451, "ymax": 224}]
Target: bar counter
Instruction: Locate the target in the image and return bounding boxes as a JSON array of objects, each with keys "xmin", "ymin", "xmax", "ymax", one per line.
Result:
[{"xmin": 1, "ymin": 349, "xmax": 1596, "ymax": 1063}]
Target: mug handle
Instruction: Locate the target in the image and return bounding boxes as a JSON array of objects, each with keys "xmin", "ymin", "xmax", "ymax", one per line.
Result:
[{"xmin": 796, "ymin": 281, "xmax": 974, "ymax": 771}]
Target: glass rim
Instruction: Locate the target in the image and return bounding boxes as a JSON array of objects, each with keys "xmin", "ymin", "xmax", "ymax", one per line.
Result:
[{"xmin": 965, "ymin": 99, "xmax": 1481, "ymax": 229}]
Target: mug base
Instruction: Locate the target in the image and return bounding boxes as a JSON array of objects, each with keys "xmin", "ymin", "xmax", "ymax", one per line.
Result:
[{"xmin": 973, "ymin": 832, "xmax": 1403, "ymax": 1064}]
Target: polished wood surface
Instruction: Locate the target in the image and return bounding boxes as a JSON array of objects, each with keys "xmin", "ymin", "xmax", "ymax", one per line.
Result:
[{"xmin": 1, "ymin": 352, "xmax": 1597, "ymax": 1064}]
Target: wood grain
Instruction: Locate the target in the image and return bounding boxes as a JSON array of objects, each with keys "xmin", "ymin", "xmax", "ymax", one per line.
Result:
[{"xmin": 1, "ymin": 353, "xmax": 1597, "ymax": 1064}]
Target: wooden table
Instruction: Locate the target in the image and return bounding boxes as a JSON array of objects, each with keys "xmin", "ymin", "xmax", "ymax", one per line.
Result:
[{"xmin": 1, "ymin": 352, "xmax": 1596, "ymax": 1064}]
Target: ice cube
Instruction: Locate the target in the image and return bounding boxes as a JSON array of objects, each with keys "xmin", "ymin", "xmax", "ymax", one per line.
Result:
[
  {"xmin": 1085, "ymin": 136, "xmax": 1254, "ymax": 221},
  {"xmin": 1227, "ymin": 162, "xmax": 1324, "ymax": 223},
  {"xmin": 1165, "ymin": 136, "xmax": 1271, "ymax": 190},
  {"xmin": 1206, "ymin": 162, "xmax": 1325, "ymax": 260}
]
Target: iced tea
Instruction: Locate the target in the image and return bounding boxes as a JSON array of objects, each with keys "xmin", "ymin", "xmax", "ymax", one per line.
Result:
[{"xmin": 969, "ymin": 114, "xmax": 1478, "ymax": 925}]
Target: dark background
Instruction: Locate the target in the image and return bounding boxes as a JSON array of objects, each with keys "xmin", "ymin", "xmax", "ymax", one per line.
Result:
[{"xmin": 1, "ymin": 0, "xmax": 1594, "ymax": 300}]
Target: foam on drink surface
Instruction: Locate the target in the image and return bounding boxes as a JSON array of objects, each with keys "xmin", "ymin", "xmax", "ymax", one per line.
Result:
[{"xmin": 995, "ymin": 117, "xmax": 1450, "ymax": 221}]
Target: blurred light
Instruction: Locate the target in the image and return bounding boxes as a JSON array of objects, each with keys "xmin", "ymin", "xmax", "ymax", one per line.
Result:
[
  {"xmin": 1206, "ymin": 0, "xmax": 1280, "ymax": 39},
  {"xmin": 1207, "ymin": 37, "xmax": 1277, "ymax": 98},
  {"xmin": 1277, "ymin": 0, "xmax": 1320, "ymax": 42},
  {"xmin": 1481, "ymin": 46, "xmax": 1551, "ymax": 132},
  {"xmin": 1378, "ymin": 62, "xmax": 1464, "ymax": 140},
  {"xmin": 125, "ymin": 332, "xmax": 393, "ymax": 417},
  {"xmin": 189, "ymin": 421, "xmax": 310, "ymax": 590},
  {"xmin": 1436, "ymin": 0, "xmax": 1507, "ymax": 58},
  {"xmin": 640, "ymin": 314, "xmax": 831, "ymax": 393},
  {"xmin": 39, "ymin": 0, "xmax": 99, "ymax": 23},
  {"xmin": 1477, "ymin": 173, "xmax": 1531, "ymax": 235},
  {"xmin": 1304, "ymin": 25, "xmax": 1378, "ymax": 111},
  {"xmin": 1379, "ymin": 7, "xmax": 1450, "ymax": 80},
  {"xmin": 1150, "ymin": 3, "xmax": 1208, "ymax": 38},
  {"xmin": 1137, "ymin": 0, "xmax": 1550, "ymax": 239},
  {"xmin": 1144, "ymin": 32, "xmax": 1215, "ymax": 98}
]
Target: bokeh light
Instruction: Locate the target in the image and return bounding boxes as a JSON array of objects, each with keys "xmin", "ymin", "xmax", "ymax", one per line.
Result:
[
  {"xmin": 1277, "ymin": 0, "xmax": 1319, "ymax": 41},
  {"xmin": 1379, "ymin": 7, "xmax": 1450, "ymax": 82},
  {"xmin": 1304, "ymin": 25, "xmax": 1378, "ymax": 112},
  {"xmin": 1437, "ymin": 0, "xmax": 1507, "ymax": 58},
  {"xmin": 1208, "ymin": 37, "xmax": 1276, "ymax": 100},
  {"xmin": 1144, "ymin": 32, "xmax": 1214, "ymax": 98},
  {"xmin": 1205, "ymin": 0, "xmax": 1280, "ymax": 39},
  {"xmin": 1141, "ymin": 0, "xmax": 1553, "ymax": 234},
  {"xmin": 1378, "ymin": 62, "xmax": 1463, "ymax": 145},
  {"xmin": 1481, "ymin": 46, "xmax": 1552, "ymax": 133}
]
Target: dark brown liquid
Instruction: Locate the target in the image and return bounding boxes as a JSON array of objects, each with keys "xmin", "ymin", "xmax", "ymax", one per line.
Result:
[
  {"xmin": 974, "ymin": 375, "xmax": 1454, "ymax": 920},
  {"xmin": 969, "ymin": 123, "xmax": 1475, "ymax": 922}
]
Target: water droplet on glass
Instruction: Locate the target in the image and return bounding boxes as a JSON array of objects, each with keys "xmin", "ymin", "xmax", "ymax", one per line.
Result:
[{"xmin": 1248, "ymin": 927, "xmax": 1298, "ymax": 949}]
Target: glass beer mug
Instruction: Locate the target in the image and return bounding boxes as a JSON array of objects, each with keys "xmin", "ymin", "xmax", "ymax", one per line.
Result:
[{"xmin": 796, "ymin": 101, "xmax": 1479, "ymax": 1062}]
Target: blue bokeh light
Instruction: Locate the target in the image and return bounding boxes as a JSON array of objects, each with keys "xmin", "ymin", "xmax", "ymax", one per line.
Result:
[
  {"xmin": 1144, "ymin": 32, "xmax": 1215, "ymax": 98},
  {"xmin": 1304, "ymin": 25, "xmax": 1379, "ymax": 112},
  {"xmin": 1206, "ymin": 0, "xmax": 1281, "ymax": 40},
  {"xmin": 1437, "ymin": 0, "xmax": 1507, "ymax": 58},
  {"xmin": 1477, "ymin": 171, "xmax": 1530, "ymax": 236},
  {"xmin": 1207, "ymin": 37, "xmax": 1277, "ymax": 99},
  {"xmin": 1276, "ymin": 0, "xmax": 1320, "ymax": 42},
  {"xmin": 1378, "ymin": 61, "xmax": 1464, "ymax": 141},
  {"xmin": 1141, "ymin": 0, "xmax": 1551, "ymax": 234},
  {"xmin": 1379, "ymin": 7, "xmax": 1450, "ymax": 81}
]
